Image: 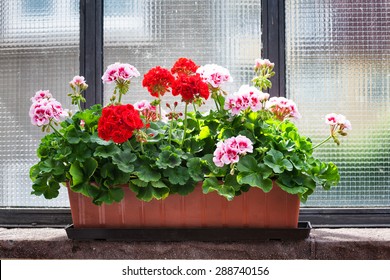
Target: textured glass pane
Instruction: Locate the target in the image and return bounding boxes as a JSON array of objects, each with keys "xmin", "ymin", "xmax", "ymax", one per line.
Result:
[
  {"xmin": 103, "ymin": 0, "xmax": 262, "ymax": 108},
  {"xmin": 0, "ymin": 0, "xmax": 79, "ymax": 207},
  {"xmin": 286, "ymin": 0, "xmax": 390, "ymax": 206}
]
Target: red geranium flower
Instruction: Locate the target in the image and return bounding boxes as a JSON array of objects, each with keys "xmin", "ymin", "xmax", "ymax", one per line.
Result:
[
  {"xmin": 171, "ymin": 58, "xmax": 199, "ymax": 76},
  {"xmin": 142, "ymin": 66, "xmax": 174, "ymax": 98},
  {"xmin": 98, "ymin": 104, "xmax": 144, "ymax": 144},
  {"xmin": 172, "ymin": 74, "xmax": 210, "ymax": 103}
]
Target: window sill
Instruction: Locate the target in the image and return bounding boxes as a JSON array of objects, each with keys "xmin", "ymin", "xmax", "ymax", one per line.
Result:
[{"xmin": 0, "ymin": 228, "xmax": 389, "ymax": 259}]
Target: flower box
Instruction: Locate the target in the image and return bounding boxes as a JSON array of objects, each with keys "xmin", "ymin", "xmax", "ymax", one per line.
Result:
[{"xmin": 67, "ymin": 182, "xmax": 300, "ymax": 229}]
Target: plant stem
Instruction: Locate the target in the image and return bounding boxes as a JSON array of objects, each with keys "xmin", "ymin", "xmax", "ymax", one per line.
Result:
[
  {"xmin": 312, "ymin": 135, "xmax": 332, "ymax": 150},
  {"xmin": 216, "ymin": 94, "xmax": 223, "ymax": 110},
  {"xmin": 77, "ymin": 98, "xmax": 82, "ymax": 112},
  {"xmin": 214, "ymin": 99, "xmax": 221, "ymax": 112},
  {"xmin": 158, "ymin": 93, "xmax": 162, "ymax": 120},
  {"xmin": 109, "ymin": 88, "xmax": 117, "ymax": 105},
  {"xmin": 192, "ymin": 103, "xmax": 200, "ymax": 130},
  {"xmin": 126, "ymin": 140, "xmax": 135, "ymax": 152},
  {"xmin": 118, "ymin": 89, "xmax": 122, "ymax": 104},
  {"xmin": 276, "ymin": 119, "xmax": 286, "ymax": 131},
  {"xmin": 49, "ymin": 122, "xmax": 65, "ymax": 139},
  {"xmin": 192, "ymin": 103, "xmax": 197, "ymax": 114},
  {"xmin": 168, "ymin": 119, "xmax": 173, "ymax": 145},
  {"xmin": 181, "ymin": 103, "xmax": 188, "ymax": 148}
]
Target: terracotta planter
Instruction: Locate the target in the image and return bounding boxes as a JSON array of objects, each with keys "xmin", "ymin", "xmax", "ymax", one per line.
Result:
[{"xmin": 67, "ymin": 181, "xmax": 300, "ymax": 229}]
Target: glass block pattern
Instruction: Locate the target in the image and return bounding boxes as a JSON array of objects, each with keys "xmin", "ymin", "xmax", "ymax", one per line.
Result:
[
  {"xmin": 286, "ymin": 0, "xmax": 390, "ymax": 206},
  {"xmin": 103, "ymin": 0, "xmax": 262, "ymax": 110},
  {"xmin": 0, "ymin": 0, "xmax": 79, "ymax": 207}
]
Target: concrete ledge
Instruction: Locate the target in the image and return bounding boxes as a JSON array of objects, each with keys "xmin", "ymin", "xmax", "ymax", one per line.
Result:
[{"xmin": 0, "ymin": 228, "xmax": 389, "ymax": 259}]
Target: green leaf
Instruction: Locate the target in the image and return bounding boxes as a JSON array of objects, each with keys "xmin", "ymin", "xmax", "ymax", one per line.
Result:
[
  {"xmin": 202, "ymin": 154, "xmax": 221, "ymax": 173},
  {"xmin": 275, "ymin": 179, "xmax": 308, "ymax": 195},
  {"xmin": 199, "ymin": 126, "xmax": 210, "ymax": 140},
  {"xmin": 83, "ymin": 158, "xmax": 98, "ymax": 178},
  {"xmin": 156, "ymin": 150, "xmax": 182, "ymax": 169},
  {"xmin": 76, "ymin": 105, "xmax": 102, "ymax": 128},
  {"xmin": 101, "ymin": 169, "xmax": 131, "ymax": 187},
  {"xmin": 224, "ymin": 174, "xmax": 241, "ymax": 191},
  {"xmin": 264, "ymin": 148, "xmax": 293, "ymax": 173},
  {"xmin": 31, "ymin": 177, "xmax": 60, "ymax": 199},
  {"xmin": 90, "ymin": 133, "xmax": 112, "ymax": 146},
  {"xmin": 69, "ymin": 158, "xmax": 98, "ymax": 187},
  {"xmin": 187, "ymin": 158, "xmax": 204, "ymax": 182},
  {"xmin": 131, "ymin": 179, "xmax": 148, "ymax": 187},
  {"xmin": 170, "ymin": 181, "xmax": 196, "ymax": 195},
  {"xmin": 202, "ymin": 177, "xmax": 235, "ymax": 201},
  {"xmin": 134, "ymin": 163, "xmax": 161, "ymax": 182},
  {"xmin": 71, "ymin": 143, "xmax": 92, "ymax": 162},
  {"xmin": 219, "ymin": 128, "xmax": 235, "ymax": 139},
  {"xmin": 39, "ymin": 159, "xmax": 66, "ymax": 176},
  {"xmin": 163, "ymin": 166, "xmax": 190, "ymax": 185},
  {"xmin": 237, "ymin": 172, "xmax": 273, "ymax": 192},
  {"xmin": 69, "ymin": 162, "xmax": 84, "ymax": 186},
  {"xmin": 189, "ymin": 139, "xmax": 204, "ymax": 153},
  {"xmin": 320, "ymin": 162, "xmax": 340, "ymax": 190},
  {"xmin": 237, "ymin": 155, "xmax": 259, "ymax": 173},
  {"xmin": 71, "ymin": 182, "xmax": 100, "ymax": 198},
  {"xmin": 307, "ymin": 160, "xmax": 340, "ymax": 191},
  {"xmin": 109, "ymin": 187, "xmax": 125, "ymax": 202},
  {"xmin": 151, "ymin": 181, "xmax": 168, "ymax": 189},
  {"xmin": 130, "ymin": 183, "xmax": 169, "ymax": 202},
  {"xmin": 93, "ymin": 187, "xmax": 124, "ymax": 204},
  {"xmin": 100, "ymin": 162, "xmax": 114, "ymax": 179},
  {"xmin": 94, "ymin": 144, "xmax": 121, "ymax": 158},
  {"xmin": 237, "ymin": 156, "xmax": 272, "ymax": 176},
  {"xmin": 29, "ymin": 164, "xmax": 40, "ymax": 181},
  {"xmin": 289, "ymin": 153, "xmax": 305, "ymax": 170},
  {"xmin": 54, "ymin": 146, "xmax": 72, "ymax": 160},
  {"xmin": 112, "ymin": 149, "xmax": 136, "ymax": 173},
  {"xmin": 65, "ymin": 126, "xmax": 80, "ymax": 144}
]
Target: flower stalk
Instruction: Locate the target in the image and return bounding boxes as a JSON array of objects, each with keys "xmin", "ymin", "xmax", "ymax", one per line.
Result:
[
  {"xmin": 181, "ymin": 103, "xmax": 189, "ymax": 148},
  {"xmin": 311, "ymin": 135, "xmax": 332, "ymax": 150}
]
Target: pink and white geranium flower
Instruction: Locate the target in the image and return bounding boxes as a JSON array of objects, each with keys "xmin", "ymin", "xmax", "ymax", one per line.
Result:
[
  {"xmin": 31, "ymin": 90, "xmax": 52, "ymax": 102},
  {"xmin": 325, "ymin": 113, "xmax": 352, "ymax": 133},
  {"xmin": 134, "ymin": 100, "xmax": 155, "ymax": 111},
  {"xmin": 70, "ymin": 75, "xmax": 88, "ymax": 90},
  {"xmin": 134, "ymin": 100, "xmax": 168, "ymax": 122},
  {"xmin": 101, "ymin": 62, "xmax": 140, "ymax": 84},
  {"xmin": 224, "ymin": 85, "xmax": 269, "ymax": 115},
  {"xmin": 266, "ymin": 97, "xmax": 301, "ymax": 120},
  {"xmin": 29, "ymin": 90, "xmax": 68, "ymax": 127},
  {"xmin": 254, "ymin": 58, "xmax": 274, "ymax": 71},
  {"xmin": 196, "ymin": 64, "xmax": 233, "ymax": 88},
  {"xmin": 213, "ymin": 135, "xmax": 253, "ymax": 167},
  {"xmin": 225, "ymin": 135, "xmax": 254, "ymax": 154}
]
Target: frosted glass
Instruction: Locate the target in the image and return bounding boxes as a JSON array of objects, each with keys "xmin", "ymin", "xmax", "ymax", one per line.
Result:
[
  {"xmin": 103, "ymin": 0, "xmax": 262, "ymax": 109},
  {"xmin": 286, "ymin": 0, "xmax": 390, "ymax": 206},
  {"xmin": 0, "ymin": 0, "xmax": 79, "ymax": 207}
]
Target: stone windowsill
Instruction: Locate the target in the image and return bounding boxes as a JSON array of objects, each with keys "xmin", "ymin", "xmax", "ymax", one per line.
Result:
[{"xmin": 0, "ymin": 227, "xmax": 390, "ymax": 259}]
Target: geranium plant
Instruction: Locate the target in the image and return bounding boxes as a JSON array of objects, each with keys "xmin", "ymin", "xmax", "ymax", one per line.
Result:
[{"xmin": 29, "ymin": 58, "xmax": 350, "ymax": 205}]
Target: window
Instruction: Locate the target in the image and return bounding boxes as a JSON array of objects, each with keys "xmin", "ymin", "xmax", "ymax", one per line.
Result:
[
  {"xmin": 103, "ymin": 0, "xmax": 262, "ymax": 109},
  {"xmin": 0, "ymin": 0, "xmax": 79, "ymax": 207},
  {"xmin": 285, "ymin": 0, "xmax": 390, "ymax": 207}
]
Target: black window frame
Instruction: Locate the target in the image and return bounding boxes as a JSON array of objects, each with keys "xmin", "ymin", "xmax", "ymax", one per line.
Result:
[{"xmin": 0, "ymin": 0, "xmax": 389, "ymax": 228}]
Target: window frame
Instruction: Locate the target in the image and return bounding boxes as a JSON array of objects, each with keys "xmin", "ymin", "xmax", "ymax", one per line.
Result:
[{"xmin": 0, "ymin": 0, "xmax": 389, "ymax": 228}]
